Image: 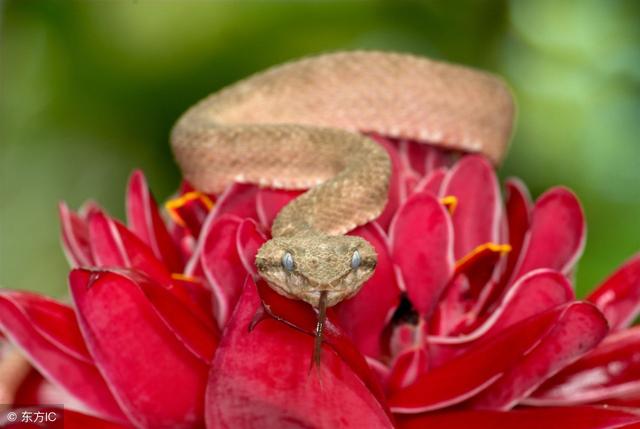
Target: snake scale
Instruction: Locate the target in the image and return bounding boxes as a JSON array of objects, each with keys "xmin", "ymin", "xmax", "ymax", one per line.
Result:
[{"xmin": 171, "ymin": 51, "xmax": 514, "ymax": 362}]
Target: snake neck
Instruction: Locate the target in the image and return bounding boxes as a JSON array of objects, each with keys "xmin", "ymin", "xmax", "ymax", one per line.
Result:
[{"xmin": 269, "ymin": 134, "xmax": 390, "ymax": 238}]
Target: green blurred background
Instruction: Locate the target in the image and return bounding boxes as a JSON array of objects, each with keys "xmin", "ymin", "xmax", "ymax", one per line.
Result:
[{"xmin": 1, "ymin": 0, "xmax": 638, "ymax": 298}]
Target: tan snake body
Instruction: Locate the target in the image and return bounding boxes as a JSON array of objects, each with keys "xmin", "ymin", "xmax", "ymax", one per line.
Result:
[{"xmin": 170, "ymin": 51, "xmax": 514, "ymax": 331}]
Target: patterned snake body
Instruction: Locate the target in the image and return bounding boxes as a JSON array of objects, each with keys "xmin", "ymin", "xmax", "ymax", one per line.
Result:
[{"xmin": 171, "ymin": 51, "xmax": 514, "ymax": 311}]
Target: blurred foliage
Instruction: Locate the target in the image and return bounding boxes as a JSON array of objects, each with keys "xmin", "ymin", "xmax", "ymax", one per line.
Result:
[{"xmin": 1, "ymin": 0, "xmax": 638, "ymax": 297}]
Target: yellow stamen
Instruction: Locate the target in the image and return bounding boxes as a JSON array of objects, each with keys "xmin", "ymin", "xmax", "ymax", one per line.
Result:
[
  {"xmin": 455, "ymin": 242, "xmax": 512, "ymax": 270},
  {"xmin": 164, "ymin": 191, "xmax": 214, "ymax": 227},
  {"xmin": 440, "ymin": 195, "xmax": 458, "ymax": 214}
]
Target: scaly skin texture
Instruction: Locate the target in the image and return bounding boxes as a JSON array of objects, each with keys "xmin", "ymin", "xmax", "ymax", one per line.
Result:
[{"xmin": 170, "ymin": 51, "xmax": 515, "ymax": 309}]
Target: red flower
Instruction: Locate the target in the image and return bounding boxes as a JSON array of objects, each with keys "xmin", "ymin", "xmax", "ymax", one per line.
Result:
[{"xmin": 1, "ymin": 139, "xmax": 639, "ymax": 428}]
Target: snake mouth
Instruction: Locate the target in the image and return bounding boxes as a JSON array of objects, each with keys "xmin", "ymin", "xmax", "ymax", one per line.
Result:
[
  {"xmin": 300, "ymin": 289, "xmax": 351, "ymax": 308},
  {"xmin": 306, "ymin": 273, "xmax": 352, "ymax": 291},
  {"xmin": 264, "ymin": 276, "xmax": 357, "ymax": 308}
]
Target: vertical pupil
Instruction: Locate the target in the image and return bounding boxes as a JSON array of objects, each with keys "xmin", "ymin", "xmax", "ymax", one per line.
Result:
[
  {"xmin": 351, "ymin": 250, "xmax": 361, "ymax": 269},
  {"xmin": 282, "ymin": 252, "xmax": 294, "ymax": 271}
]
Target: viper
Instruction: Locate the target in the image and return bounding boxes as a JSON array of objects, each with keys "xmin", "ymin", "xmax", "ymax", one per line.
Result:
[{"xmin": 170, "ymin": 51, "xmax": 514, "ymax": 364}]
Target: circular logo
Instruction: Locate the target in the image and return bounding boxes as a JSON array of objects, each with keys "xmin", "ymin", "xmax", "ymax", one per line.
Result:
[{"xmin": 6, "ymin": 412, "xmax": 17, "ymax": 422}]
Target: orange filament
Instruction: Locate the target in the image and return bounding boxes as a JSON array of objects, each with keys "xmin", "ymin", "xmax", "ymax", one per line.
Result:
[
  {"xmin": 164, "ymin": 191, "xmax": 214, "ymax": 227},
  {"xmin": 439, "ymin": 195, "xmax": 458, "ymax": 214},
  {"xmin": 171, "ymin": 273, "xmax": 199, "ymax": 283},
  {"xmin": 455, "ymin": 242, "xmax": 512, "ymax": 270}
]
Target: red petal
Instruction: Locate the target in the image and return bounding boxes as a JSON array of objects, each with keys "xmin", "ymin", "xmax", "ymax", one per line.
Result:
[
  {"xmin": 390, "ymin": 323, "xmax": 425, "ymax": 358},
  {"xmin": 399, "ymin": 169, "xmax": 421, "ymax": 202},
  {"xmin": 87, "ymin": 210, "xmax": 127, "ymax": 267},
  {"xmin": 510, "ymin": 187, "xmax": 586, "ymax": 282},
  {"xmin": 414, "ymin": 167, "xmax": 447, "ymax": 196},
  {"xmin": 528, "ymin": 325, "xmax": 640, "ymax": 406},
  {"xmin": 253, "ymin": 279, "xmax": 387, "ymax": 404},
  {"xmin": 69, "ymin": 269, "xmax": 208, "ymax": 428},
  {"xmin": 500, "ymin": 178, "xmax": 532, "ymax": 285},
  {"xmin": 429, "ymin": 275, "xmax": 471, "ymax": 337},
  {"xmin": 389, "ymin": 191, "xmax": 454, "ymax": 317},
  {"xmin": 114, "ymin": 222, "xmax": 175, "ymax": 286},
  {"xmin": 469, "ymin": 302, "xmax": 608, "ymax": 410},
  {"xmin": 135, "ymin": 274, "xmax": 219, "ymax": 362},
  {"xmin": 235, "ymin": 218, "xmax": 267, "ymax": 279},
  {"xmin": 0, "ymin": 292, "xmax": 91, "ymax": 363},
  {"xmin": 388, "ymin": 304, "xmax": 574, "ymax": 413},
  {"xmin": 205, "ymin": 279, "xmax": 394, "ymax": 428},
  {"xmin": 387, "ymin": 347, "xmax": 430, "ymax": 395},
  {"xmin": 398, "ymin": 139, "xmax": 428, "ymax": 177},
  {"xmin": 395, "ymin": 406, "xmax": 640, "ymax": 429},
  {"xmin": 88, "ymin": 210, "xmax": 173, "ymax": 286},
  {"xmin": 169, "ymin": 274, "xmax": 216, "ymax": 324},
  {"xmin": 211, "ymin": 183, "xmax": 259, "ymax": 221},
  {"xmin": 587, "ymin": 253, "xmax": 640, "ymax": 330},
  {"xmin": 455, "ymin": 243, "xmax": 511, "ymax": 301},
  {"xmin": 370, "ymin": 135, "xmax": 402, "ymax": 230},
  {"xmin": 424, "ymin": 144, "xmax": 454, "ymax": 172},
  {"xmin": 195, "ymin": 214, "xmax": 246, "ymax": 327},
  {"xmin": 397, "ymin": 140, "xmax": 453, "ymax": 178},
  {"xmin": 477, "ymin": 180, "xmax": 533, "ymax": 315},
  {"xmin": 431, "ymin": 270, "xmax": 574, "ymax": 345},
  {"xmin": 335, "ymin": 222, "xmax": 401, "ymax": 359},
  {"xmin": 442, "ymin": 155, "xmax": 502, "ymax": 259},
  {"xmin": 13, "ymin": 369, "xmax": 96, "ymax": 415},
  {"xmin": 62, "ymin": 408, "xmax": 131, "ymax": 428},
  {"xmin": 58, "ymin": 202, "xmax": 93, "ymax": 267},
  {"xmin": 255, "ymin": 188, "xmax": 302, "ymax": 232},
  {"xmin": 126, "ymin": 170, "xmax": 183, "ymax": 273},
  {"xmin": 601, "ymin": 394, "xmax": 640, "ymax": 409},
  {"xmin": 0, "ymin": 291, "xmax": 125, "ymax": 422}
]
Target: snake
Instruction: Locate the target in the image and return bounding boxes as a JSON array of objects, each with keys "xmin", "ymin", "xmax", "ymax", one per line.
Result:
[{"xmin": 170, "ymin": 51, "xmax": 514, "ymax": 362}]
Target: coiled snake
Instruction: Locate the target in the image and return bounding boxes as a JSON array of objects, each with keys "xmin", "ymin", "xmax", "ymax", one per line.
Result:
[{"xmin": 171, "ymin": 51, "xmax": 514, "ymax": 362}]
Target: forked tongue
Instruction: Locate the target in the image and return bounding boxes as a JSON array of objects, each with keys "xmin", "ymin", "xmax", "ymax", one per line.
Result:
[{"xmin": 312, "ymin": 290, "xmax": 328, "ymax": 368}]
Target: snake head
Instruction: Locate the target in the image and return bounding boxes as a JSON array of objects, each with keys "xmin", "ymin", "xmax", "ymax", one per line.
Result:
[{"xmin": 255, "ymin": 233, "xmax": 377, "ymax": 308}]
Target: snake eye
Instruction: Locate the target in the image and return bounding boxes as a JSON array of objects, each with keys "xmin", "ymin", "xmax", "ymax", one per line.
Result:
[
  {"xmin": 351, "ymin": 250, "xmax": 361, "ymax": 270},
  {"xmin": 282, "ymin": 252, "xmax": 295, "ymax": 272}
]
